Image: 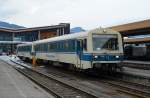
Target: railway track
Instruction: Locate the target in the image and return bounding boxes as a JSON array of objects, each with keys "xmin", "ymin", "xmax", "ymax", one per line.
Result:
[
  {"xmin": 99, "ymin": 76, "xmax": 150, "ymax": 98},
  {"xmin": 9, "ymin": 61, "xmax": 99, "ymax": 98},
  {"xmin": 36, "ymin": 65, "xmax": 150, "ymax": 98},
  {"xmin": 8, "ymin": 59, "xmax": 150, "ymax": 98}
]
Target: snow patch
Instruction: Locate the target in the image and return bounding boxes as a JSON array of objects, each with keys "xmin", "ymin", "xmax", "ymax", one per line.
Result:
[{"xmin": 0, "ymin": 55, "xmax": 31, "ymax": 69}]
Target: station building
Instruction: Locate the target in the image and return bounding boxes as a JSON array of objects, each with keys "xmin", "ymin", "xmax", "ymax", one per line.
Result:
[{"xmin": 0, "ymin": 23, "xmax": 70, "ymax": 54}]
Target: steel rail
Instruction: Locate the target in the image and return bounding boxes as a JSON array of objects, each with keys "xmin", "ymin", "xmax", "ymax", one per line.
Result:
[
  {"xmin": 9, "ymin": 60, "xmax": 100, "ymax": 98},
  {"xmin": 99, "ymin": 76, "xmax": 150, "ymax": 98}
]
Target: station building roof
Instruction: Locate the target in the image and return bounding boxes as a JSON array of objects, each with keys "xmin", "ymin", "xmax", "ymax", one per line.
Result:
[
  {"xmin": 109, "ymin": 19, "xmax": 150, "ymax": 36},
  {"xmin": 0, "ymin": 23, "xmax": 69, "ymax": 32}
]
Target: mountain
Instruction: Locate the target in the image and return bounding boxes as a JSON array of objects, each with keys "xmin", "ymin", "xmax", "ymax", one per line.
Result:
[
  {"xmin": 0, "ymin": 21, "xmax": 24, "ymax": 29},
  {"xmin": 70, "ymin": 27, "xmax": 86, "ymax": 33}
]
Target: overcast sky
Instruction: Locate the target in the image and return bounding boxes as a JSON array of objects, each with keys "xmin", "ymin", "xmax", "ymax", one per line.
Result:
[{"xmin": 0, "ymin": 0, "xmax": 150, "ymax": 29}]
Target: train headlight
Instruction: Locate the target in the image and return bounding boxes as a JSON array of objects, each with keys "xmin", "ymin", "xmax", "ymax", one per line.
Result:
[
  {"xmin": 94, "ymin": 56, "xmax": 98, "ymax": 58},
  {"xmin": 116, "ymin": 56, "xmax": 119, "ymax": 58}
]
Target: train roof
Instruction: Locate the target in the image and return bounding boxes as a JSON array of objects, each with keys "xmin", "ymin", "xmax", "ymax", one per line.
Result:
[
  {"xmin": 34, "ymin": 28, "xmax": 119, "ymax": 44},
  {"xmin": 34, "ymin": 31, "xmax": 87, "ymax": 44},
  {"xmin": 17, "ymin": 42, "xmax": 32, "ymax": 47}
]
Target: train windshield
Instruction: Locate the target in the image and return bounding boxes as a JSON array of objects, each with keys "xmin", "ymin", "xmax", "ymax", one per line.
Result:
[{"xmin": 92, "ymin": 34, "xmax": 118, "ymax": 51}]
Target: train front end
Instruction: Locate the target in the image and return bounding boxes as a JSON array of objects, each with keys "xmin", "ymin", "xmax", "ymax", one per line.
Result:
[{"xmin": 89, "ymin": 28, "xmax": 123, "ymax": 71}]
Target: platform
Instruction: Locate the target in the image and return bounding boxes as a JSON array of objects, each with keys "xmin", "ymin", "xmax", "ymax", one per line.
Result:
[
  {"xmin": 123, "ymin": 67, "xmax": 150, "ymax": 78},
  {"xmin": 122, "ymin": 60, "xmax": 150, "ymax": 70},
  {"xmin": 0, "ymin": 59, "xmax": 54, "ymax": 98},
  {"xmin": 123, "ymin": 60, "xmax": 150, "ymax": 65},
  {"xmin": 122, "ymin": 60, "xmax": 150, "ymax": 78}
]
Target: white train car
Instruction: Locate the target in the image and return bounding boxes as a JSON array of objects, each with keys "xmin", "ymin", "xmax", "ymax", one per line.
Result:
[
  {"xmin": 32, "ymin": 28, "xmax": 123, "ymax": 71},
  {"xmin": 17, "ymin": 42, "xmax": 33, "ymax": 60}
]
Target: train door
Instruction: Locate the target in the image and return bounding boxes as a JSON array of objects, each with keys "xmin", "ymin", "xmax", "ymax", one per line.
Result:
[{"xmin": 76, "ymin": 39, "xmax": 83, "ymax": 69}]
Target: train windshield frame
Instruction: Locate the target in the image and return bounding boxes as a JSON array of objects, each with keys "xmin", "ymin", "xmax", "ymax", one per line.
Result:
[{"xmin": 92, "ymin": 34, "xmax": 119, "ymax": 51}]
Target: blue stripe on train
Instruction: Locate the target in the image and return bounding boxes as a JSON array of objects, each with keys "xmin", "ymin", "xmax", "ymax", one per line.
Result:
[
  {"xmin": 80, "ymin": 53, "xmax": 93, "ymax": 61},
  {"xmin": 80, "ymin": 54, "xmax": 124, "ymax": 61},
  {"xmin": 36, "ymin": 52, "xmax": 123, "ymax": 61}
]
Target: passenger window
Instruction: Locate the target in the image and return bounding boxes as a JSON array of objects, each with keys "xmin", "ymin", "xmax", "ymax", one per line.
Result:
[
  {"xmin": 64, "ymin": 41, "xmax": 69, "ymax": 51},
  {"xmin": 83, "ymin": 39, "xmax": 87, "ymax": 51}
]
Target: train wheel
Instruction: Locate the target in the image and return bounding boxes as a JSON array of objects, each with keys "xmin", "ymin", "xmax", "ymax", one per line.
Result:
[
  {"xmin": 48, "ymin": 61, "xmax": 53, "ymax": 66},
  {"xmin": 67, "ymin": 64, "xmax": 76, "ymax": 71}
]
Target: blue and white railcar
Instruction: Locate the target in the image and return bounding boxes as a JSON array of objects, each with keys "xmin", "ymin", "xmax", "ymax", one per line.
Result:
[
  {"xmin": 17, "ymin": 42, "xmax": 33, "ymax": 60},
  {"xmin": 33, "ymin": 28, "xmax": 123, "ymax": 70}
]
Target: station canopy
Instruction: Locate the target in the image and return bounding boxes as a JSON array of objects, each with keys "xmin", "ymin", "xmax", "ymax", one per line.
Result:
[
  {"xmin": 109, "ymin": 19, "xmax": 150, "ymax": 44},
  {"xmin": 109, "ymin": 19, "xmax": 150, "ymax": 37}
]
